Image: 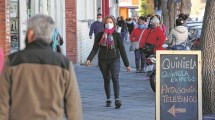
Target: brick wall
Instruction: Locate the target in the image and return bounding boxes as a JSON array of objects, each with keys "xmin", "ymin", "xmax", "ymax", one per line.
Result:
[
  {"xmin": 0, "ymin": 0, "xmax": 10, "ymax": 56},
  {"xmin": 65, "ymin": 0, "xmax": 77, "ymax": 63}
]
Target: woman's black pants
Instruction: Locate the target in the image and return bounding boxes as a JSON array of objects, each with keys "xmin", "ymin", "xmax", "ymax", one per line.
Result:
[{"xmin": 99, "ymin": 58, "xmax": 120, "ymax": 100}]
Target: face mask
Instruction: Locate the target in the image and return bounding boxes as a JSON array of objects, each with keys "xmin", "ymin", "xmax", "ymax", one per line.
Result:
[
  {"xmin": 97, "ymin": 18, "xmax": 102, "ymax": 22},
  {"xmin": 138, "ymin": 24, "xmax": 145, "ymax": 29},
  {"xmin": 150, "ymin": 24, "xmax": 156, "ymax": 29},
  {"xmin": 105, "ymin": 23, "xmax": 114, "ymax": 30},
  {"xmin": 127, "ymin": 21, "xmax": 132, "ymax": 24}
]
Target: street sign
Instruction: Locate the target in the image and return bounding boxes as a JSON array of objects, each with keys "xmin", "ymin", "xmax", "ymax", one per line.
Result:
[{"xmin": 156, "ymin": 50, "xmax": 202, "ymax": 120}]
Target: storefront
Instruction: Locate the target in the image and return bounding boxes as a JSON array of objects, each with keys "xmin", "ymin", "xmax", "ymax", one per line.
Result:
[
  {"xmin": 8, "ymin": 0, "xmax": 66, "ymax": 54},
  {"xmin": 1, "ymin": 0, "xmax": 77, "ymax": 63},
  {"xmin": 119, "ymin": 0, "xmax": 139, "ymax": 18},
  {"xmin": 10, "ymin": 0, "xmax": 19, "ymax": 53}
]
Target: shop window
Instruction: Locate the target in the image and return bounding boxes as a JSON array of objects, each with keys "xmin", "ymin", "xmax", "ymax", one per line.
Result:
[{"xmin": 10, "ymin": 0, "xmax": 19, "ymax": 53}]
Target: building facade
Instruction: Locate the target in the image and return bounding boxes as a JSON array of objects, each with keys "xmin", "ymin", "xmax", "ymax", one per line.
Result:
[
  {"xmin": 0, "ymin": 0, "xmax": 119, "ymax": 64},
  {"xmin": 76, "ymin": 0, "xmax": 119, "ymax": 64},
  {"xmin": 119, "ymin": 0, "xmax": 139, "ymax": 19}
]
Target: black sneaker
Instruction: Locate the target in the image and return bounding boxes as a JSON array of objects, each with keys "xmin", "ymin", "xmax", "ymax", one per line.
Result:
[
  {"xmin": 115, "ymin": 100, "xmax": 121, "ymax": 109},
  {"xmin": 105, "ymin": 100, "xmax": 111, "ymax": 107}
]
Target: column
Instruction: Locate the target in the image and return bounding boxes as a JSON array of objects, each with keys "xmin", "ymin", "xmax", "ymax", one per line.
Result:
[
  {"xmin": 0, "ymin": 0, "xmax": 10, "ymax": 55},
  {"xmin": 65, "ymin": 0, "xmax": 77, "ymax": 62}
]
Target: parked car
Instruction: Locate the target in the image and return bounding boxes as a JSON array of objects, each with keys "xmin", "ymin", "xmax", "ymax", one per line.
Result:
[{"xmin": 187, "ymin": 21, "xmax": 202, "ymax": 30}]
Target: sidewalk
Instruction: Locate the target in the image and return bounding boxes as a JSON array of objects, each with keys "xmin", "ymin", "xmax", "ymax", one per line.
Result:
[{"xmin": 75, "ymin": 40, "xmax": 155, "ymax": 120}]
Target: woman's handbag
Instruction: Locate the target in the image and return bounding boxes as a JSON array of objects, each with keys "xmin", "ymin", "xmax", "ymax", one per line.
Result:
[
  {"xmin": 130, "ymin": 29, "xmax": 145, "ymax": 51},
  {"xmin": 129, "ymin": 41, "xmax": 139, "ymax": 51},
  {"xmin": 142, "ymin": 30, "xmax": 155, "ymax": 55},
  {"xmin": 142, "ymin": 43, "xmax": 155, "ymax": 55}
]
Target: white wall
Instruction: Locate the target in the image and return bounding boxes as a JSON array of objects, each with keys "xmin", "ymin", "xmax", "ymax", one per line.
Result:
[
  {"xmin": 77, "ymin": 0, "xmax": 97, "ymax": 64},
  {"xmin": 77, "ymin": 21, "xmax": 94, "ymax": 64},
  {"xmin": 19, "ymin": 0, "xmax": 27, "ymax": 50},
  {"xmin": 77, "ymin": 0, "xmax": 97, "ymax": 20}
]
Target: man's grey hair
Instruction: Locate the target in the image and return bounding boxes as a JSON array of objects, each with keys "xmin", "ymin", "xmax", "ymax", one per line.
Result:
[{"xmin": 27, "ymin": 14, "xmax": 55, "ymax": 44}]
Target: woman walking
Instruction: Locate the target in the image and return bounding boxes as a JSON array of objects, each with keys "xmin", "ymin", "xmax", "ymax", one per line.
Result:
[
  {"xmin": 86, "ymin": 15, "xmax": 131, "ymax": 109},
  {"xmin": 130, "ymin": 16, "xmax": 148, "ymax": 73}
]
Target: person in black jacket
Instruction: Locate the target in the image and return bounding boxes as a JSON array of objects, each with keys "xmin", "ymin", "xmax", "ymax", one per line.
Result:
[
  {"xmin": 126, "ymin": 18, "xmax": 134, "ymax": 35},
  {"xmin": 117, "ymin": 16, "xmax": 127, "ymax": 41},
  {"xmin": 86, "ymin": 15, "xmax": 131, "ymax": 109}
]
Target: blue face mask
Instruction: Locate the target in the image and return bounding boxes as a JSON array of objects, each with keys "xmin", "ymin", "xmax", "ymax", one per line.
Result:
[{"xmin": 138, "ymin": 24, "xmax": 146, "ymax": 29}]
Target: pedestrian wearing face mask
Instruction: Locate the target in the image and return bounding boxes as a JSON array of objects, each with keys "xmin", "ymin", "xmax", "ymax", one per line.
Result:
[
  {"xmin": 86, "ymin": 15, "xmax": 131, "ymax": 109},
  {"xmin": 130, "ymin": 16, "xmax": 148, "ymax": 73},
  {"xmin": 139, "ymin": 16, "xmax": 166, "ymax": 57},
  {"xmin": 89, "ymin": 14, "xmax": 104, "ymax": 39},
  {"xmin": 126, "ymin": 18, "xmax": 134, "ymax": 35}
]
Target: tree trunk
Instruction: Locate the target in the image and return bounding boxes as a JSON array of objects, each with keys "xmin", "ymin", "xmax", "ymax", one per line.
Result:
[
  {"xmin": 181, "ymin": 0, "xmax": 192, "ymax": 15},
  {"xmin": 161, "ymin": 0, "xmax": 169, "ymax": 34},
  {"xmin": 169, "ymin": 0, "xmax": 175, "ymax": 32},
  {"xmin": 161, "ymin": 0, "xmax": 175, "ymax": 34},
  {"xmin": 202, "ymin": 0, "xmax": 215, "ymax": 115}
]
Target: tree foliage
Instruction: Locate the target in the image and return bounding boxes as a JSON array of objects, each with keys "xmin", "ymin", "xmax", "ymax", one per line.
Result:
[{"xmin": 139, "ymin": 0, "xmax": 154, "ymax": 16}]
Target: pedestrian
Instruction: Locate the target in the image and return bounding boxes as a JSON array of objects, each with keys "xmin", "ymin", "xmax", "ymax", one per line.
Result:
[
  {"xmin": 178, "ymin": 13, "xmax": 189, "ymax": 27},
  {"xmin": 117, "ymin": 16, "xmax": 127, "ymax": 41},
  {"xmin": 0, "ymin": 14, "xmax": 82, "ymax": 120},
  {"xmin": 168, "ymin": 18, "xmax": 188, "ymax": 47},
  {"xmin": 86, "ymin": 15, "xmax": 131, "ymax": 109},
  {"xmin": 89, "ymin": 13, "xmax": 103, "ymax": 39},
  {"xmin": 0, "ymin": 47, "xmax": 3, "ymax": 74},
  {"xmin": 130, "ymin": 16, "xmax": 148, "ymax": 73},
  {"xmin": 52, "ymin": 28, "xmax": 64, "ymax": 53},
  {"xmin": 126, "ymin": 18, "xmax": 135, "ymax": 35},
  {"xmin": 146, "ymin": 14, "xmax": 152, "ymax": 27},
  {"xmin": 155, "ymin": 15, "xmax": 166, "ymax": 34},
  {"xmin": 139, "ymin": 16, "xmax": 166, "ymax": 57}
]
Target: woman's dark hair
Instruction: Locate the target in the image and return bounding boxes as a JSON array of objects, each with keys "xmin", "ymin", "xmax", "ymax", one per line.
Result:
[
  {"xmin": 139, "ymin": 16, "xmax": 147, "ymax": 22},
  {"xmin": 148, "ymin": 15, "xmax": 157, "ymax": 28},
  {"xmin": 155, "ymin": 15, "xmax": 161, "ymax": 20},
  {"xmin": 175, "ymin": 18, "xmax": 184, "ymax": 26},
  {"xmin": 178, "ymin": 13, "xmax": 188, "ymax": 21},
  {"xmin": 103, "ymin": 15, "xmax": 117, "ymax": 28}
]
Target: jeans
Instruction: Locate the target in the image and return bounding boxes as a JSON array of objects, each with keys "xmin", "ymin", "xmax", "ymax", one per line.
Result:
[
  {"xmin": 134, "ymin": 49, "xmax": 146, "ymax": 69},
  {"xmin": 121, "ymin": 32, "xmax": 126, "ymax": 42},
  {"xmin": 99, "ymin": 58, "xmax": 120, "ymax": 100}
]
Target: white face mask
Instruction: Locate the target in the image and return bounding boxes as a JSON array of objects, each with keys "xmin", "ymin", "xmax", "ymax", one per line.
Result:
[
  {"xmin": 97, "ymin": 18, "xmax": 102, "ymax": 22},
  {"xmin": 105, "ymin": 23, "xmax": 114, "ymax": 30}
]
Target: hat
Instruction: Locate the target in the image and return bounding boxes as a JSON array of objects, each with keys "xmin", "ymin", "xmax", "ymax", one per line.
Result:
[{"xmin": 151, "ymin": 17, "xmax": 160, "ymax": 24}]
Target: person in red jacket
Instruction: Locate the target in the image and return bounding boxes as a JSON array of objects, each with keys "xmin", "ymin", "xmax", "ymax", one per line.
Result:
[
  {"xmin": 139, "ymin": 16, "xmax": 166, "ymax": 57},
  {"xmin": 130, "ymin": 16, "xmax": 148, "ymax": 73}
]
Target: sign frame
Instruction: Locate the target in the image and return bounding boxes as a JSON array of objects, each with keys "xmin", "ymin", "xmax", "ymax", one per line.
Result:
[{"xmin": 156, "ymin": 50, "xmax": 202, "ymax": 120}]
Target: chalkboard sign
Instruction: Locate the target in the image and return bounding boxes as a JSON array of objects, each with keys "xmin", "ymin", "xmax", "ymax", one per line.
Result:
[{"xmin": 156, "ymin": 51, "xmax": 202, "ymax": 120}]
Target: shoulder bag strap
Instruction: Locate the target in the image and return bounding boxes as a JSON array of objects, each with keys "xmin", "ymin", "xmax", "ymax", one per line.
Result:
[
  {"xmin": 145, "ymin": 29, "xmax": 153, "ymax": 43},
  {"xmin": 138, "ymin": 29, "xmax": 145, "ymax": 42}
]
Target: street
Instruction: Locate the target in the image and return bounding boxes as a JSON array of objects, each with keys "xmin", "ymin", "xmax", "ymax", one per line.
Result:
[{"xmin": 75, "ymin": 40, "xmax": 155, "ymax": 120}]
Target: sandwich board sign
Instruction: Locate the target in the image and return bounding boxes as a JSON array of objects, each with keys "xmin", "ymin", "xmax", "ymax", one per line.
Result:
[{"xmin": 156, "ymin": 50, "xmax": 202, "ymax": 120}]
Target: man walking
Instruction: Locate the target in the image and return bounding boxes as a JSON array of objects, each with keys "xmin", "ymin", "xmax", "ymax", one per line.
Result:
[
  {"xmin": 89, "ymin": 13, "xmax": 103, "ymax": 39},
  {"xmin": 0, "ymin": 14, "xmax": 82, "ymax": 120}
]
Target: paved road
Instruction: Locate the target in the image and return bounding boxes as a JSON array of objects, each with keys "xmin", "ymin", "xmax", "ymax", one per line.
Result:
[{"xmin": 75, "ymin": 40, "xmax": 155, "ymax": 120}]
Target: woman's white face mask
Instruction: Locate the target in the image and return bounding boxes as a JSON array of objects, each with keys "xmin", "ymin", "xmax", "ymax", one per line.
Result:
[{"xmin": 105, "ymin": 23, "xmax": 114, "ymax": 30}]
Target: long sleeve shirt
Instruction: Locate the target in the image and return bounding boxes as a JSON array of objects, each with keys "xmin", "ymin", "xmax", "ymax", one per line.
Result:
[{"xmin": 89, "ymin": 21, "xmax": 103, "ymax": 37}]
